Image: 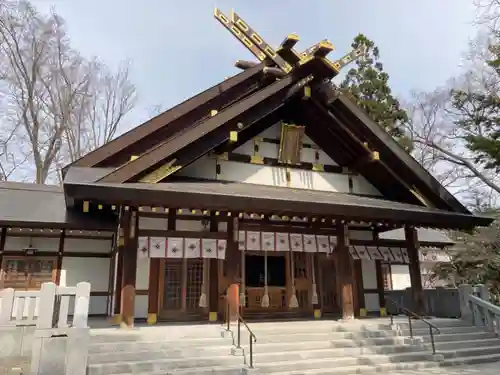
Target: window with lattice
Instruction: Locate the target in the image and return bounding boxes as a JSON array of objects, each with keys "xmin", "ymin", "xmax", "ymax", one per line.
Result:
[
  {"xmin": 278, "ymin": 123, "xmax": 305, "ymax": 164},
  {"xmin": 0, "ymin": 256, "xmax": 56, "ymax": 290}
]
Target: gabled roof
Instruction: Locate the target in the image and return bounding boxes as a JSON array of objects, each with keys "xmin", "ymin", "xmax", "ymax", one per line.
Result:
[{"xmin": 61, "ymin": 8, "xmax": 493, "ymax": 231}]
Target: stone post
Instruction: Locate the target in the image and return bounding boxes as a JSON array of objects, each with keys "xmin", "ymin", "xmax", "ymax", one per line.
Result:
[{"xmin": 458, "ymin": 284, "xmax": 473, "ymax": 321}]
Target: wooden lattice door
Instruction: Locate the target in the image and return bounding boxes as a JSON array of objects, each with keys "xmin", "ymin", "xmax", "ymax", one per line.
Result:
[
  {"xmin": 162, "ymin": 260, "xmax": 182, "ymax": 310},
  {"xmin": 320, "ymin": 258, "xmax": 339, "ymax": 313},
  {"xmin": 186, "ymin": 259, "xmax": 204, "ymax": 310},
  {"xmin": 161, "ymin": 259, "xmax": 205, "ymax": 312}
]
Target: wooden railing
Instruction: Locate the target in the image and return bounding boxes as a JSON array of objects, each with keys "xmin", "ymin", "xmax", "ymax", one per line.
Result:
[{"xmin": 0, "ymin": 282, "xmax": 91, "ymax": 375}]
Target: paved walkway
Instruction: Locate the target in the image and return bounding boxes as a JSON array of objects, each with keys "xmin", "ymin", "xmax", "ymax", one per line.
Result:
[{"xmin": 391, "ymin": 362, "xmax": 499, "ymax": 375}]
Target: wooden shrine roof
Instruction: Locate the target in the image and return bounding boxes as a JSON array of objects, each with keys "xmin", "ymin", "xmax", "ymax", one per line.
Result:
[
  {"xmin": 0, "ymin": 182, "xmax": 115, "ymax": 230},
  {"xmin": 60, "ymin": 8, "xmax": 491, "ymax": 232},
  {"xmin": 63, "ymin": 176, "xmax": 492, "ymax": 230}
]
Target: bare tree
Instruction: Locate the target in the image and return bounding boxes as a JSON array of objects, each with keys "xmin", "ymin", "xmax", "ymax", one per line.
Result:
[
  {"xmin": 0, "ymin": 1, "xmax": 136, "ymax": 183},
  {"xmin": 405, "ymin": 34, "xmax": 500, "ymax": 204},
  {"xmin": 405, "ymin": 87, "xmax": 500, "ymax": 204},
  {"xmin": 62, "ymin": 60, "xmax": 137, "ymax": 162}
]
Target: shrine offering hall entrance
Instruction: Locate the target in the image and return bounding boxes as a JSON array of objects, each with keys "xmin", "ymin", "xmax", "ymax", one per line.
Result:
[{"xmin": 157, "ymin": 252, "xmax": 340, "ymax": 319}]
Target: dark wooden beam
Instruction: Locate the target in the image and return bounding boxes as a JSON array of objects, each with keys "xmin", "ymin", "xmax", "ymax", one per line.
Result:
[
  {"xmin": 405, "ymin": 225, "xmax": 426, "ymax": 316},
  {"xmin": 373, "ymin": 231, "xmax": 386, "ymax": 314},
  {"xmin": 336, "ymin": 222, "xmax": 356, "ymax": 319},
  {"xmin": 354, "ymin": 260, "xmax": 364, "ymax": 317},
  {"xmin": 120, "ymin": 208, "xmax": 139, "ymax": 328},
  {"xmin": 69, "ymin": 64, "xmax": 266, "ymax": 169},
  {"xmin": 113, "ymin": 226, "xmax": 124, "ymax": 318},
  {"xmin": 54, "ymin": 230, "xmax": 65, "ymax": 285},
  {"xmin": 0, "ymin": 227, "xmax": 6, "ymax": 270},
  {"xmin": 97, "ymin": 71, "xmax": 313, "ymax": 183},
  {"xmin": 209, "ymin": 213, "xmax": 219, "ymax": 319}
]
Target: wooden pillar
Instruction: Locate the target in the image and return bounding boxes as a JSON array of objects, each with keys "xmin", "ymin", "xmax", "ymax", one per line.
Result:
[
  {"xmin": 405, "ymin": 225, "xmax": 425, "ymax": 315},
  {"xmin": 54, "ymin": 230, "xmax": 65, "ymax": 285},
  {"xmin": 147, "ymin": 259, "xmax": 160, "ymax": 324},
  {"xmin": 354, "ymin": 260, "xmax": 365, "ymax": 317},
  {"xmin": 335, "ymin": 222, "xmax": 357, "ymax": 319},
  {"xmin": 120, "ymin": 208, "xmax": 139, "ymax": 328},
  {"xmin": 373, "ymin": 231, "xmax": 386, "ymax": 315},
  {"xmin": 113, "ymin": 241, "xmax": 124, "ymax": 319},
  {"xmin": 208, "ymin": 213, "xmax": 219, "ymax": 321},
  {"xmin": 0, "ymin": 227, "xmax": 7, "ymax": 267}
]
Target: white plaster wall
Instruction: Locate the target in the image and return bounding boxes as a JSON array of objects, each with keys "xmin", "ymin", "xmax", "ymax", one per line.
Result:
[
  {"xmin": 4, "ymin": 235, "xmax": 60, "ymax": 252},
  {"xmin": 350, "ymin": 231, "xmax": 373, "ymax": 240},
  {"xmin": 364, "ymin": 293, "xmax": 380, "ymax": 312},
  {"xmin": 351, "ymin": 175, "xmax": 382, "ymax": 196},
  {"xmin": 64, "ymin": 238, "xmax": 112, "ymax": 254},
  {"xmin": 174, "ymin": 122, "xmax": 381, "ymax": 196},
  {"xmin": 134, "ymin": 295, "xmax": 148, "ymax": 319},
  {"xmin": 60, "ymin": 257, "xmax": 110, "ymax": 315},
  {"xmin": 391, "ymin": 265, "xmax": 411, "ymax": 290},
  {"xmin": 175, "ymin": 157, "xmax": 217, "ymax": 179},
  {"xmin": 139, "ymin": 216, "xmax": 169, "ymax": 230},
  {"xmin": 361, "ymin": 260, "xmax": 377, "ymax": 289},
  {"xmin": 217, "ymin": 161, "xmax": 352, "ymax": 193},
  {"xmin": 176, "ymin": 219, "xmax": 206, "ymax": 232},
  {"xmin": 60, "ymin": 257, "xmax": 109, "ymax": 291},
  {"xmin": 136, "ymin": 257, "xmax": 150, "ymax": 290}
]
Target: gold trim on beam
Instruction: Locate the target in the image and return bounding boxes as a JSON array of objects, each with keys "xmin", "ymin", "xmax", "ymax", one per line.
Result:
[
  {"xmin": 138, "ymin": 159, "xmax": 181, "ymax": 183},
  {"xmin": 302, "ymin": 86, "xmax": 311, "ymax": 100}
]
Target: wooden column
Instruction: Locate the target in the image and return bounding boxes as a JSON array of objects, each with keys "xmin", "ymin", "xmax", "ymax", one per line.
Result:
[
  {"xmin": 54, "ymin": 230, "xmax": 65, "ymax": 285},
  {"xmin": 405, "ymin": 225, "xmax": 425, "ymax": 315},
  {"xmin": 354, "ymin": 260, "xmax": 364, "ymax": 317},
  {"xmin": 209, "ymin": 213, "xmax": 219, "ymax": 320},
  {"xmin": 373, "ymin": 231, "xmax": 386, "ymax": 315},
  {"xmin": 147, "ymin": 259, "xmax": 160, "ymax": 324},
  {"xmin": 120, "ymin": 208, "xmax": 139, "ymax": 328},
  {"xmin": 335, "ymin": 222, "xmax": 357, "ymax": 319},
  {"xmin": 113, "ymin": 241, "xmax": 124, "ymax": 319},
  {"xmin": 0, "ymin": 227, "xmax": 7, "ymax": 267}
]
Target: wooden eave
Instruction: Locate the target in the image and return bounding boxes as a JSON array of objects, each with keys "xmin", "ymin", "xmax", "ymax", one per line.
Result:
[
  {"xmin": 63, "ymin": 63, "xmax": 267, "ymax": 171},
  {"xmin": 327, "ymin": 93, "xmax": 469, "ymax": 214},
  {"xmin": 63, "ymin": 180, "xmax": 493, "ymax": 230}
]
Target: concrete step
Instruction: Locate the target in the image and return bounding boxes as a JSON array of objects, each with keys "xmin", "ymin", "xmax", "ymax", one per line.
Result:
[
  {"xmin": 105, "ymin": 364, "xmax": 244, "ymax": 375},
  {"xmin": 440, "ymin": 345, "xmax": 500, "ymax": 359},
  {"xmin": 398, "ymin": 325, "xmax": 481, "ymax": 336},
  {"xmin": 392, "ymin": 318, "xmax": 472, "ymax": 329},
  {"xmin": 441, "ymin": 352, "xmax": 500, "ymax": 367},
  {"xmin": 87, "ymin": 354, "xmax": 244, "ymax": 375},
  {"xmin": 249, "ymin": 339, "xmax": 420, "ymax": 354},
  {"xmin": 251, "ymin": 345, "xmax": 429, "ymax": 364},
  {"xmin": 258, "ymin": 360, "xmax": 440, "ymax": 375},
  {"xmin": 432, "ymin": 338, "xmax": 500, "ymax": 351},
  {"xmin": 244, "ymin": 351, "xmax": 441, "ymax": 374},
  {"xmin": 90, "ymin": 325, "xmax": 222, "ymax": 343},
  {"xmin": 89, "ymin": 336, "xmax": 227, "ymax": 353},
  {"xmin": 88, "ymin": 345, "xmax": 233, "ymax": 363}
]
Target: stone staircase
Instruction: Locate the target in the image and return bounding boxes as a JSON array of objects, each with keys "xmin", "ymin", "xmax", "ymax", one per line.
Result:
[{"xmin": 87, "ymin": 318, "xmax": 500, "ymax": 375}]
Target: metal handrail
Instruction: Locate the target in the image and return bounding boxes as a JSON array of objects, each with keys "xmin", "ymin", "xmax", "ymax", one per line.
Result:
[
  {"xmin": 385, "ymin": 296, "xmax": 440, "ymax": 355},
  {"xmin": 224, "ymin": 301, "xmax": 257, "ymax": 368}
]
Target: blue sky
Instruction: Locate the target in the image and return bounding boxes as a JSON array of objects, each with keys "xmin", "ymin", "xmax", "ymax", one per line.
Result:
[{"xmin": 34, "ymin": 0, "xmax": 478, "ymax": 133}]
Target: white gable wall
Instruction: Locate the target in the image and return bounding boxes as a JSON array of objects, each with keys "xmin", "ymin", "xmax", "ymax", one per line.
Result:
[{"xmin": 176, "ymin": 124, "xmax": 382, "ymax": 196}]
